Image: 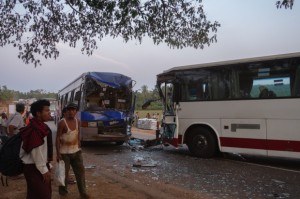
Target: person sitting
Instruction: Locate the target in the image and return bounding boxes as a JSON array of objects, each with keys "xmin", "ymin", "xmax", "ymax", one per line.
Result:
[{"xmin": 259, "ymin": 86, "xmax": 276, "ymax": 98}]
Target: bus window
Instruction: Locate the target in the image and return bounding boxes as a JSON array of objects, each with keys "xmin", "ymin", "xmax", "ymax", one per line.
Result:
[
  {"xmin": 70, "ymin": 90, "xmax": 75, "ymax": 102},
  {"xmin": 159, "ymin": 82, "xmax": 175, "ymax": 114},
  {"xmin": 74, "ymin": 91, "xmax": 81, "ymax": 102},
  {"xmin": 180, "ymin": 70, "xmax": 211, "ymax": 101},
  {"xmin": 210, "ymin": 68, "xmax": 230, "ymax": 100},
  {"xmin": 293, "ymin": 65, "xmax": 300, "ymax": 96},
  {"xmin": 64, "ymin": 93, "xmax": 68, "ymax": 107},
  {"xmin": 230, "ymin": 60, "xmax": 296, "ymax": 99},
  {"xmin": 251, "ymin": 77, "xmax": 291, "ymax": 98}
]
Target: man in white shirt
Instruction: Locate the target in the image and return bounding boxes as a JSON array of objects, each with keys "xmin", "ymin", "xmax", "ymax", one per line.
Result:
[
  {"xmin": 56, "ymin": 102, "xmax": 89, "ymax": 199},
  {"xmin": 7, "ymin": 103, "xmax": 25, "ymax": 136},
  {"xmin": 20, "ymin": 100, "xmax": 53, "ymax": 199}
]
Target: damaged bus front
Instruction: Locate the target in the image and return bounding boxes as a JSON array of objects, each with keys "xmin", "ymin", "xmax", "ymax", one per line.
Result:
[
  {"xmin": 156, "ymin": 71, "xmax": 182, "ymax": 147},
  {"xmin": 58, "ymin": 72, "xmax": 135, "ymax": 145}
]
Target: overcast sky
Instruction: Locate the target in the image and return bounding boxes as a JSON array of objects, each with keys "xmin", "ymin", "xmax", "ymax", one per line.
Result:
[{"xmin": 1, "ymin": 0, "xmax": 300, "ymax": 93}]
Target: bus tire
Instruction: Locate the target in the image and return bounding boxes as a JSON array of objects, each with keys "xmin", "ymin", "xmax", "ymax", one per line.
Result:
[{"xmin": 187, "ymin": 127, "xmax": 217, "ymax": 158}]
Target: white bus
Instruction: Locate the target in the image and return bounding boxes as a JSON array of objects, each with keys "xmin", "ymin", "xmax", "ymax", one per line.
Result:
[
  {"xmin": 156, "ymin": 52, "xmax": 300, "ymax": 159},
  {"xmin": 58, "ymin": 72, "xmax": 135, "ymax": 145}
]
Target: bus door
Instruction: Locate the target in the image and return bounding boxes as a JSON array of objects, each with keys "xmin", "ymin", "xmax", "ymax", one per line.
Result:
[
  {"xmin": 220, "ymin": 118, "xmax": 267, "ymax": 156},
  {"xmin": 159, "ymin": 82, "xmax": 178, "ymax": 145}
]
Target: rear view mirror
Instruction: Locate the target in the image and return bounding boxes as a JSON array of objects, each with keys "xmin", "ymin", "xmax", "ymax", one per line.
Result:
[
  {"xmin": 142, "ymin": 100, "xmax": 152, "ymax": 109},
  {"xmin": 142, "ymin": 99, "xmax": 159, "ymax": 109}
]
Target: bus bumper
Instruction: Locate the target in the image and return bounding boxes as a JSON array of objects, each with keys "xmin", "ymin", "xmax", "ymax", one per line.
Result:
[{"xmin": 80, "ymin": 126, "xmax": 131, "ymax": 142}]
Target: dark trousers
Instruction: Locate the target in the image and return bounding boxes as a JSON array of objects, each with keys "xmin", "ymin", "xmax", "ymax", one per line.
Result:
[
  {"xmin": 23, "ymin": 164, "xmax": 51, "ymax": 199},
  {"xmin": 59, "ymin": 150, "xmax": 87, "ymax": 195},
  {"xmin": 0, "ymin": 126, "xmax": 7, "ymax": 135}
]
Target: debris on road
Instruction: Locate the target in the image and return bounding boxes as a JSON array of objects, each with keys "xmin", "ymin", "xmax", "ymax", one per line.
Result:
[
  {"xmin": 132, "ymin": 156, "xmax": 158, "ymax": 168},
  {"xmin": 127, "ymin": 137, "xmax": 161, "ymax": 151},
  {"xmin": 84, "ymin": 165, "xmax": 96, "ymax": 169}
]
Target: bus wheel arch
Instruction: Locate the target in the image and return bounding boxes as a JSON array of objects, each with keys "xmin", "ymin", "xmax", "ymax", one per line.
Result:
[{"xmin": 184, "ymin": 124, "xmax": 219, "ymax": 158}]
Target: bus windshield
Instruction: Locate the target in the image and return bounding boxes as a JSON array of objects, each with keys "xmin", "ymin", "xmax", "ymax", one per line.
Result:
[
  {"xmin": 158, "ymin": 81, "xmax": 175, "ymax": 115},
  {"xmin": 83, "ymin": 73, "xmax": 132, "ymax": 112}
]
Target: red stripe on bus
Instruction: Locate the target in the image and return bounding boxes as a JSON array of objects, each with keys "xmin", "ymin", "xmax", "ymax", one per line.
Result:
[
  {"xmin": 163, "ymin": 135, "xmax": 183, "ymax": 147},
  {"xmin": 267, "ymin": 139, "xmax": 300, "ymax": 152},
  {"xmin": 220, "ymin": 137, "xmax": 267, "ymax": 150},
  {"xmin": 220, "ymin": 137, "xmax": 300, "ymax": 152}
]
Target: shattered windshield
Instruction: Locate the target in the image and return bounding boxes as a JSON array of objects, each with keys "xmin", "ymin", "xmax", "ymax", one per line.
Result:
[
  {"xmin": 84, "ymin": 78, "xmax": 131, "ymax": 112},
  {"xmin": 158, "ymin": 82, "xmax": 174, "ymax": 115}
]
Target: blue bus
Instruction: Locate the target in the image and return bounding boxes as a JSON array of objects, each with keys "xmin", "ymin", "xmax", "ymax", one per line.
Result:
[{"xmin": 58, "ymin": 72, "xmax": 135, "ymax": 145}]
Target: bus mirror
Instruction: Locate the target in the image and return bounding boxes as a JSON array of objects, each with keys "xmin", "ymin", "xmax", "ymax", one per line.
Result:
[
  {"xmin": 142, "ymin": 99, "xmax": 152, "ymax": 109},
  {"xmin": 142, "ymin": 99, "xmax": 159, "ymax": 109},
  {"xmin": 74, "ymin": 91, "xmax": 81, "ymax": 101}
]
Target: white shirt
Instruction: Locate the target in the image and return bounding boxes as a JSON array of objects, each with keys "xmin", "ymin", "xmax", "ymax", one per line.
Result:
[
  {"xmin": 59, "ymin": 118, "xmax": 80, "ymax": 154},
  {"xmin": 1, "ymin": 119, "xmax": 7, "ymax": 127},
  {"xmin": 7, "ymin": 112, "xmax": 25, "ymax": 134},
  {"xmin": 20, "ymin": 136, "xmax": 49, "ymax": 174}
]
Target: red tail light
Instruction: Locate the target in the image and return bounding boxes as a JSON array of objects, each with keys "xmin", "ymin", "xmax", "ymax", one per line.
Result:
[{"xmin": 81, "ymin": 121, "xmax": 88, "ymax": 127}]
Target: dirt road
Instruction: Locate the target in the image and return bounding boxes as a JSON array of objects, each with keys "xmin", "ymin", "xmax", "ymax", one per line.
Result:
[
  {"xmin": 0, "ymin": 149, "xmax": 205, "ymax": 199},
  {"xmin": 0, "ymin": 127, "xmax": 204, "ymax": 199}
]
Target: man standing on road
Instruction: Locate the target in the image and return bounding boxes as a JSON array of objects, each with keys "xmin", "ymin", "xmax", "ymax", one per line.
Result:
[
  {"xmin": 7, "ymin": 103, "xmax": 25, "ymax": 136},
  {"xmin": 20, "ymin": 99, "xmax": 53, "ymax": 199},
  {"xmin": 56, "ymin": 102, "xmax": 89, "ymax": 199}
]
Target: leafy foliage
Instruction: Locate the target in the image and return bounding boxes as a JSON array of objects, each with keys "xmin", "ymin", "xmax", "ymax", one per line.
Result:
[
  {"xmin": 276, "ymin": 0, "xmax": 294, "ymax": 9},
  {"xmin": 0, "ymin": 85, "xmax": 57, "ymax": 103},
  {"xmin": 135, "ymin": 85, "xmax": 162, "ymax": 110},
  {"xmin": 0, "ymin": 0, "xmax": 220, "ymax": 66},
  {"xmin": 0, "ymin": 86, "xmax": 14, "ymax": 102}
]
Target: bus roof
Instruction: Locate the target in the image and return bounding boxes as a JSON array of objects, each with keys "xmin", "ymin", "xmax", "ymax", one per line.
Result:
[
  {"xmin": 58, "ymin": 72, "xmax": 132, "ymax": 93},
  {"xmin": 159, "ymin": 52, "xmax": 300, "ymax": 75}
]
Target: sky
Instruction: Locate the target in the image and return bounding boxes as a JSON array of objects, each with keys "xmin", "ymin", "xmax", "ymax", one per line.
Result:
[{"xmin": 1, "ymin": 0, "xmax": 300, "ymax": 93}]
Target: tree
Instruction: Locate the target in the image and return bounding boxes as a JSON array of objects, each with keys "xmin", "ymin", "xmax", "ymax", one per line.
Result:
[
  {"xmin": 135, "ymin": 85, "xmax": 162, "ymax": 110},
  {"xmin": 0, "ymin": 86, "xmax": 57, "ymax": 104},
  {"xmin": 276, "ymin": 0, "xmax": 294, "ymax": 9},
  {"xmin": 0, "ymin": 1, "xmax": 294, "ymax": 66},
  {"xmin": 0, "ymin": 85, "xmax": 14, "ymax": 102},
  {"xmin": 0, "ymin": 0, "xmax": 220, "ymax": 66}
]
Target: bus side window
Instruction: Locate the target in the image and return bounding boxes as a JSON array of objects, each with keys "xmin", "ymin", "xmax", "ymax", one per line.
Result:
[
  {"xmin": 202, "ymin": 83, "xmax": 210, "ymax": 100},
  {"xmin": 259, "ymin": 86, "xmax": 277, "ymax": 98},
  {"xmin": 186, "ymin": 80, "xmax": 196, "ymax": 101},
  {"xmin": 293, "ymin": 66, "xmax": 300, "ymax": 96}
]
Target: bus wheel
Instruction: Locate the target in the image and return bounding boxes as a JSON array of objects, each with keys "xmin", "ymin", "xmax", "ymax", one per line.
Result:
[
  {"xmin": 187, "ymin": 127, "xmax": 217, "ymax": 158},
  {"xmin": 116, "ymin": 141, "xmax": 125, "ymax": 145}
]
